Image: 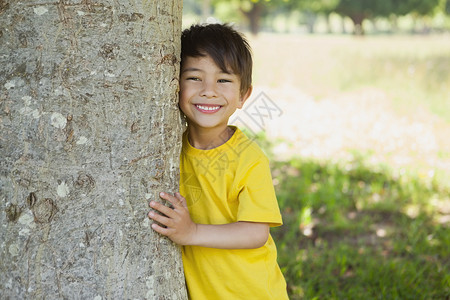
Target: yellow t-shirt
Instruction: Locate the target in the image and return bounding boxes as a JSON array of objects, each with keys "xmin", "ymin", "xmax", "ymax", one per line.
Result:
[{"xmin": 180, "ymin": 126, "xmax": 288, "ymax": 300}]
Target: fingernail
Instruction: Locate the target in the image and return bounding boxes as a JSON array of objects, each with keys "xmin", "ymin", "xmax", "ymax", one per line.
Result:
[{"xmin": 159, "ymin": 192, "xmax": 164, "ymax": 197}]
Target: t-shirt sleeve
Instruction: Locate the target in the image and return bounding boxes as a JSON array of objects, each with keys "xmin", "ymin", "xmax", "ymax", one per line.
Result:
[{"xmin": 236, "ymin": 156, "xmax": 283, "ymax": 227}]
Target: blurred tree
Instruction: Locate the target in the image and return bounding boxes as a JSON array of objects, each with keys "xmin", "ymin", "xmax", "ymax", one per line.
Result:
[
  {"xmin": 336, "ymin": 0, "xmax": 441, "ymax": 34},
  {"xmin": 193, "ymin": 0, "xmax": 445, "ymax": 34},
  {"xmin": 211, "ymin": 0, "xmax": 281, "ymax": 34},
  {"xmin": 391, "ymin": 0, "xmax": 440, "ymax": 16},
  {"xmin": 407, "ymin": 0, "xmax": 440, "ymax": 15},
  {"xmin": 290, "ymin": 0, "xmax": 340, "ymax": 33},
  {"xmin": 392, "ymin": 0, "xmax": 440, "ymax": 32},
  {"xmin": 335, "ymin": 0, "xmax": 393, "ymax": 34},
  {"xmin": 241, "ymin": 0, "xmax": 266, "ymax": 34}
]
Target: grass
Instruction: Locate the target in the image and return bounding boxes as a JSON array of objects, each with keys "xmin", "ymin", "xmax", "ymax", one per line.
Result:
[
  {"xmin": 245, "ymin": 129, "xmax": 450, "ymax": 299},
  {"xmin": 258, "ymin": 143, "xmax": 450, "ymax": 299}
]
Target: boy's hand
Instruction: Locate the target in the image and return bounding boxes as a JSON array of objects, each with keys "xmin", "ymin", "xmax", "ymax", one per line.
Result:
[
  {"xmin": 149, "ymin": 192, "xmax": 269, "ymax": 249},
  {"xmin": 148, "ymin": 192, "xmax": 197, "ymax": 245}
]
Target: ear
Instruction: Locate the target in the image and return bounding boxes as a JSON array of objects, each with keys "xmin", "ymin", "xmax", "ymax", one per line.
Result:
[{"xmin": 238, "ymin": 86, "xmax": 253, "ymax": 109}]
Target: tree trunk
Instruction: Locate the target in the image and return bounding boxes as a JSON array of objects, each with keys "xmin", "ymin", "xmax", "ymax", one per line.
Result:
[
  {"xmin": 0, "ymin": 1, "xmax": 187, "ymax": 299},
  {"xmin": 341, "ymin": 16, "xmax": 348, "ymax": 34},
  {"xmin": 325, "ymin": 13, "xmax": 332, "ymax": 34},
  {"xmin": 350, "ymin": 14, "xmax": 366, "ymax": 35},
  {"xmin": 304, "ymin": 10, "xmax": 317, "ymax": 34},
  {"xmin": 242, "ymin": 2, "xmax": 263, "ymax": 35},
  {"xmin": 389, "ymin": 15, "xmax": 399, "ymax": 33}
]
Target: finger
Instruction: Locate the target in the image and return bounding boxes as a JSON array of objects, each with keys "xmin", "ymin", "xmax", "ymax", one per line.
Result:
[
  {"xmin": 151, "ymin": 214, "xmax": 177, "ymax": 231},
  {"xmin": 151, "ymin": 223, "xmax": 172, "ymax": 236},
  {"xmin": 174, "ymin": 192, "xmax": 188, "ymax": 208},
  {"xmin": 160, "ymin": 192, "xmax": 184, "ymax": 208},
  {"xmin": 148, "ymin": 211, "xmax": 170, "ymax": 225},
  {"xmin": 149, "ymin": 201, "xmax": 175, "ymax": 218},
  {"xmin": 159, "ymin": 192, "xmax": 177, "ymax": 206}
]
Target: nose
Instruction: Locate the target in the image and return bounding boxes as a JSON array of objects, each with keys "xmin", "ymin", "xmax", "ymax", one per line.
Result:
[{"xmin": 200, "ymin": 79, "xmax": 218, "ymax": 98}]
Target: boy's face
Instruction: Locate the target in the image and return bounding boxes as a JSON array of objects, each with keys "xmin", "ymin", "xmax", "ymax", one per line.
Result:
[{"xmin": 179, "ymin": 54, "xmax": 251, "ymax": 132}]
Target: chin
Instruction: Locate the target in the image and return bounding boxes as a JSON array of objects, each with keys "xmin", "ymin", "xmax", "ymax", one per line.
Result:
[{"xmin": 191, "ymin": 122, "xmax": 227, "ymax": 130}]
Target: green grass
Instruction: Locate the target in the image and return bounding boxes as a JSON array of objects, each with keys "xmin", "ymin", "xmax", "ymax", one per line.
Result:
[
  {"xmin": 245, "ymin": 130, "xmax": 450, "ymax": 299},
  {"xmin": 267, "ymin": 153, "xmax": 449, "ymax": 299}
]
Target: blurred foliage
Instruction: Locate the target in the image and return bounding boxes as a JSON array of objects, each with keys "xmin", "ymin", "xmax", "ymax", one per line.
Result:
[
  {"xmin": 184, "ymin": 0, "xmax": 450, "ymax": 34},
  {"xmin": 336, "ymin": 0, "xmax": 441, "ymax": 33}
]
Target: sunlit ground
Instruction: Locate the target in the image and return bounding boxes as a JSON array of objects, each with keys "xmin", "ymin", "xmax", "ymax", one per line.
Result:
[{"xmin": 232, "ymin": 33, "xmax": 450, "ymax": 187}]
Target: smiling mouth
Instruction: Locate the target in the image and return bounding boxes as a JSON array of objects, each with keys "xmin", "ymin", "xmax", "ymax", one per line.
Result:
[{"xmin": 195, "ymin": 104, "xmax": 222, "ymax": 113}]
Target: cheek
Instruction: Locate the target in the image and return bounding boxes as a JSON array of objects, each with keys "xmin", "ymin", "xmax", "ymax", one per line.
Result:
[
  {"xmin": 179, "ymin": 82, "xmax": 191, "ymax": 101},
  {"xmin": 178, "ymin": 91, "xmax": 190, "ymax": 113}
]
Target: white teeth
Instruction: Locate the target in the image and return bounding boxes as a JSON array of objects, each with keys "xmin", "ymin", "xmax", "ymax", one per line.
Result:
[{"xmin": 196, "ymin": 105, "xmax": 220, "ymax": 111}]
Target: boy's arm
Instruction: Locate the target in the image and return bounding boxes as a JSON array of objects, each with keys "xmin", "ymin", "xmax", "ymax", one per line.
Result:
[{"xmin": 148, "ymin": 192, "xmax": 269, "ymax": 249}]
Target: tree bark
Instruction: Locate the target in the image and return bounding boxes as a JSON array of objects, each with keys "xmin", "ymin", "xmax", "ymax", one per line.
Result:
[{"xmin": 0, "ymin": 1, "xmax": 187, "ymax": 299}]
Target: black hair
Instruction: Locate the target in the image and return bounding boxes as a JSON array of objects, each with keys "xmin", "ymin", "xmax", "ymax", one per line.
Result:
[{"xmin": 181, "ymin": 23, "xmax": 253, "ymax": 95}]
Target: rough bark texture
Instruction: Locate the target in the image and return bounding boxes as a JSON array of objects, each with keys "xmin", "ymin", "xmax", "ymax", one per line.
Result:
[{"xmin": 0, "ymin": 1, "xmax": 187, "ymax": 299}]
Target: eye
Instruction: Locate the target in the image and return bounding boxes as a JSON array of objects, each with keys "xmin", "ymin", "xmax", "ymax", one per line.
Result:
[
  {"xmin": 218, "ymin": 79, "xmax": 232, "ymax": 83},
  {"xmin": 186, "ymin": 77, "xmax": 201, "ymax": 81}
]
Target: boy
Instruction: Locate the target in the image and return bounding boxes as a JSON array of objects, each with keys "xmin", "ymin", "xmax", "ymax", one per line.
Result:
[{"xmin": 148, "ymin": 23, "xmax": 288, "ymax": 299}]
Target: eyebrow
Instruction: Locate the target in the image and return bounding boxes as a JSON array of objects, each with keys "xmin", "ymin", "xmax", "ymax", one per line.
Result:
[
  {"xmin": 181, "ymin": 67, "xmax": 233, "ymax": 75},
  {"xmin": 181, "ymin": 67, "xmax": 202, "ymax": 73}
]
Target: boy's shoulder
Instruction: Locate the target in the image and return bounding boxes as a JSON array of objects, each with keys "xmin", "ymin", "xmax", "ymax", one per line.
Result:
[{"xmin": 228, "ymin": 127, "xmax": 268, "ymax": 161}]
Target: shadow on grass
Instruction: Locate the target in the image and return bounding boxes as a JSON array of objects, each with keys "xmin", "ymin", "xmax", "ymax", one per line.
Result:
[{"xmin": 253, "ymin": 133, "xmax": 450, "ymax": 299}]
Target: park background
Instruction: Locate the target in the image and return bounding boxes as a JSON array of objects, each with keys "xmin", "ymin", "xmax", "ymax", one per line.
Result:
[{"xmin": 183, "ymin": 1, "xmax": 449, "ymax": 299}]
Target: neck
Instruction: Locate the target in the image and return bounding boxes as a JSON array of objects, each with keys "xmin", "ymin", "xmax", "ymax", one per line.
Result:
[{"xmin": 187, "ymin": 126, "xmax": 235, "ymax": 150}]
